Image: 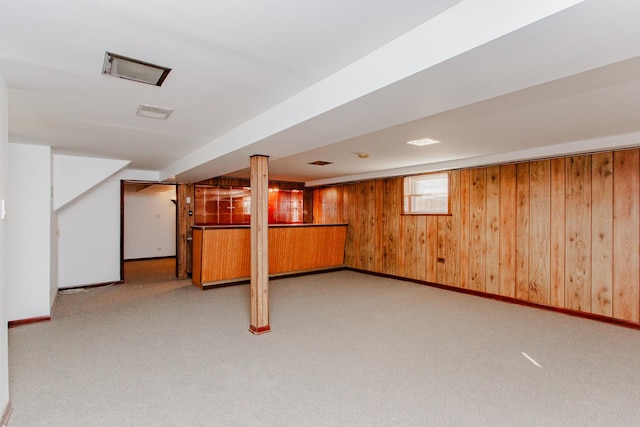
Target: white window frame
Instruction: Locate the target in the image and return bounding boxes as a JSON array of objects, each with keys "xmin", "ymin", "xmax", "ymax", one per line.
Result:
[{"xmin": 402, "ymin": 172, "xmax": 450, "ymax": 215}]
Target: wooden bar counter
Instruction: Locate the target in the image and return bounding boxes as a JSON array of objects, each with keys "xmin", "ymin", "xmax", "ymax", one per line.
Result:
[{"xmin": 191, "ymin": 224, "xmax": 347, "ymax": 288}]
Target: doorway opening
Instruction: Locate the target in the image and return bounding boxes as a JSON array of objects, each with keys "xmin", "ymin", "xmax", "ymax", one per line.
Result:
[{"xmin": 121, "ymin": 181, "xmax": 177, "ymax": 283}]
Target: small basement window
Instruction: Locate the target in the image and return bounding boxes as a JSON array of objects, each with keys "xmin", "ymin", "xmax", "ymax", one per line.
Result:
[{"xmin": 403, "ymin": 172, "xmax": 449, "ymax": 215}]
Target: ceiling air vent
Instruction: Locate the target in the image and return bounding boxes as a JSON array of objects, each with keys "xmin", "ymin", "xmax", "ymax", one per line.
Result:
[
  {"xmin": 102, "ymin": 52, "xmax": 171, "ymax": 86},
  {"xmin": 309, "ymin": 161, "xmax": 333, "ymax": 166},
  {"xmin": 137, "ymin": 104, "xmax": 174, "ymax": 120}
]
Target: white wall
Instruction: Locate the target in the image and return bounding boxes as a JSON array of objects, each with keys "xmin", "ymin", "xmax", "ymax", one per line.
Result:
[
  {"xmin": 124, "ymin": 185, "xmax": 176, "ymax": 260},
  {"xmin": 7, "ymin": 143, "xmax": 52, "ymax": 320},
  {"xmin": 49, "ymin": 154, "xmax": 58, "ymax": 309},
  {"xmin": 57, "ymin": 168, "xmax": 159, "ymax": 288},
  {"xmin": 53, "ymin": 155, "xmax": 129, "ymax": 211},
  {"xmin": 0, "ymin": 74, "xmax": 11, "ymax": 421}
]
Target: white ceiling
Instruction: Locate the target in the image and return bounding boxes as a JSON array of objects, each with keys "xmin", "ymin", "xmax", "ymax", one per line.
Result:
[{"xmin": 1, "ymin": 0, "xmax": 639, "ymax": 186}]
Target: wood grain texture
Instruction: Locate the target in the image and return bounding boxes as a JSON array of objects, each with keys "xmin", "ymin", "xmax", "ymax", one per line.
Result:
[
  {"xmin": 343, "ymin": 184, "xmax": 358, "ymax": 268},
  {"xmin": 369, "ymin": 181, "xmax": 380, "ymax": 272},
  {"xmin": 269, "ymin": 226, "xmax": 347, "ymax": 273},
  {"xmin": 499, "ymin": 164, "xmax": 516, "ymax": 298},
  {"xmin": 176, "ymin": 184, "xmax": 193, "ymax": 279},
  {"xmin": 415, "ymin": 216, "xmax": 428, "ymax": 282},
  {"xmin": 565, "ymin": 155, "xmax": 591, "ymax": 313},
  {"xmin": 196, "ymin": 228, "xmax": 251, "ymax": 283},
  {"xmin": 426, "ymin": 216, "xmax": 438, "ymax": 283},
  {"xmin": 358, "ymin": 182, "xmax": 375, "ymax": 271},
  {"xmin": 437, "ymin": 214, "xmax": 447, "ymax": 285},
  {"xmin": 613, "ymin": 149, "xmax": 640, "ymax": 321},
  {"xmin": 312, "ymin": 188, "xmax": 323, "ymax": 223},
  {"xmin": 516, "ymin": 163, "xmax": 530, "ymax": 300},
  {"xmin": 192, "ymin": 225, "xmax": 347, "ymax": 285},
  {"xmin": 550, "ymin": 158, "xmax": 566, "ymax": 308},
  {"xmin": 383, "ymin": 178, "xmax": 401, "ymax": 275},
  {"xmin": 250, "ymin": 155, "xmax": 270, "ymax": 333},
  {"xmin": 528, "ymin": 160, "xmax": 550, "ymax": 304},
  {"xmin": 469, "ymin": 168, "xmax": 486, "ymax": 292},
  {"xmin": 446, "ymin": 170, "xmax": 460, "ymax": 287},
  {"xmin": 401, "ymin": 215, "xmax": 417, "ymax": 280},
  {"xmin": 313, "ymin": 148, "xmax": 640, "ymax": 326},
  {"xmin": 485, "ymin": 166, "xmax": 500, "ymax": 295},
  {"xmin": 458, "ymin": 169, "xmax": 471, "ymax": 289},
  {"xmin": 591, "ymin": 152, "xmax": 613, "ymax": 316},
  {"xmin": 191, "ymin": 228, "xmax": 203, "ymax": 285}
]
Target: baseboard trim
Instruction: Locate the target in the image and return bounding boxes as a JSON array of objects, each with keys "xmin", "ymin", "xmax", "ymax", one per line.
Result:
[
  {"xmin": 124, "ymin": 256, "xmax": 176, "ymax": 262},
  {"xmin": 1, "ymin": 401, "xmax": 12, "ymax": 427},
  {"xmin": 58, "ymin": 280, "xmax": 123, "ymax": 292},
  {"xmin": 349, "ymin": 268, "xmax": 640, "ymax": 331},
  {"xmin": 8, "ymin": 315, "xmax": 51, "ymax": 328}
]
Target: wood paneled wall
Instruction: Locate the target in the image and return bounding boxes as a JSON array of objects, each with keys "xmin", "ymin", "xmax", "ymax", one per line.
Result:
[{"xmin": 313, "ymin": 148, "xmax": 640, "ymax": 324}]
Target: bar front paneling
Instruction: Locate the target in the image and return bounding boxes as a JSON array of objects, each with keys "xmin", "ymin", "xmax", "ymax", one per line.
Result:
[{"xmin": 192, "ymin": 224, "xmax": 347, "ymax": 287}]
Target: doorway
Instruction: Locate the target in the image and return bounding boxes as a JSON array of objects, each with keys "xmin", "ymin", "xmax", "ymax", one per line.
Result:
[{"xmin": 121, "ymin": 181, "xmax": 177, "ymax": 283}]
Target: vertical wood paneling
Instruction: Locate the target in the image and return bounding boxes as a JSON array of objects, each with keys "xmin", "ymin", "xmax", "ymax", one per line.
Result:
[
  {"xmin": 591, "ymin": 152, "xmax": 613, "ymax": 316},
  {"xmin": 383, "ymin": 178, "xmax": 401, "ymax": 275},
  {"xmin": 485, "ymin": 166, "xmax": 500, "ymax": 295},
  {"xmin": 426, "ymin": 216, "xmax": 438, "ymax": 282},
  {"xmin": 336, "ymin": 188, "xmax": 345, "ymax": 223},
  {"xmin": 458, "ymin": 169, "xmax": 471, "ymax": 289},
  {"xmin": 324, "ymin": 147, "xmax": 640, "ymax": 326},
  {"xmin": 613, "ymin": 149, "xmax": 640, "ymax": 322},
  {"xmin": 446, "ymin": 170, "xmax": 461, "ymax": 287},
  {"xmin": 402, "ymin": 215, "xmax": 417, "ymax": 279},
  {"xmin": 416, "ymin": 216, "xmax": 428, "ymax": 282},
  {"xmin": 373, "ymin": 181, "xmax": 384, "ymax": 272},
  {"xmin": 325, "ymin": 188, "xmax": 335, "ymax": 222},
  {"xmin": 516, "ymin": 163, "xmax": 530, "ymax": 300},
  {"xmin": 529, "ymin": 160, "xmax": 551, "ymax": 304},
  {"xmin": 469, "ymin": 168, "xmax": 486, "ymax": 292},
  {"xmin": 550, "ymin": 158, "xmax": 566, "ymax": 308},
  {"xmin": 357, "ymin": 182, "xmax": 374, "ymax": 270},
  {"xmin": 565, "ymin": 155, "xmax": 592, "ymax": 313},
  {"xmin": 499, "ymin": 165, "xmax": 516, "ymax": 298},
  {"xmin": 312, "ymin": 189, "xmax": 323, "ymax": 223},
  {"xmin": 369, "ymin": 181, "xmax": 378, "ymax": 272},
  {"xmin": 343, "ymin": 184, "xmax": 358, "ymax": 268},
  {"xmin": 437, "ymin": 214, "xmax": 447, "ymax": 284}
]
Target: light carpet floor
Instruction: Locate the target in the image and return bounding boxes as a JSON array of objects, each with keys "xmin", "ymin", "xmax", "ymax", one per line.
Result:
[{"xmin": 8, "ymin": 269, "xmax": 640, "ymax": 426}]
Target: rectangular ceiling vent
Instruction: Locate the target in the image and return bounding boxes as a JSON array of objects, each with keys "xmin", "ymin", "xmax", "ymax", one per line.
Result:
[
  {"xmin": 137, "ymin": 104, "xmax": 174, "ymax": 120},
  {"xmin": 102, "ymin": 52, "xmax": 171, "ymax": 86}
]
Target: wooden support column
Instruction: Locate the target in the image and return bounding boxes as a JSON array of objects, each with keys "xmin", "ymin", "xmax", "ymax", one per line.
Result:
[
  {"xmin": 176, "ymin": 183, "xmax": 194, "ymax": 280},
  {"xmin": 249, "ymin": 155, "xmax": 271, "ymax": 334}
]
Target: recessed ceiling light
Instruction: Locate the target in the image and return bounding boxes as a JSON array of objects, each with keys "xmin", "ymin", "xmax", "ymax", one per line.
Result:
[
  {"xmin": 102, "ymin": 52, "xmax": 171, "ymax": 86},
  {"xmin": 309, "ymin": 161, "xmax": 333, "ymax": 166},
  {"xmin": 406, "ymin": 138, "xmax": 440, "ymax": 146},
  {"xmin": 137, "ymin": 104, "xmax": 174, "ymax": 120},
  {"xmin": 355, "ymin": 152, "xmax": 369, "ymax": 159}
]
